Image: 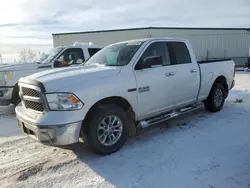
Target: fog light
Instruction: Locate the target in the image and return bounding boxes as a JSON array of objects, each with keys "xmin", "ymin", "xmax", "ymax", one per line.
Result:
[
  {"xmin": 39, "ymin": 132, "xmax": 51, "ymax": 141},
  {"xmin": 40, "ymin": 129, "xmax": 55, "ymax": 140}
]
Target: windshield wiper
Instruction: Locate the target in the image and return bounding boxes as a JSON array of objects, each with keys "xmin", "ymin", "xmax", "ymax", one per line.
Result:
[
  {"xmin": 105, "ymin": 64, "xmax": 117, "ymax": 66},
  {"xmin": 105, "ymin": 63, "xmax": 125, "ymax": 67}
]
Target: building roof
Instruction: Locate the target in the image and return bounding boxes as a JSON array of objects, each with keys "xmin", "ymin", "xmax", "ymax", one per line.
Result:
[{"xmin": 52, "ymin": 26, "xmax": 250, "ymax": 36}]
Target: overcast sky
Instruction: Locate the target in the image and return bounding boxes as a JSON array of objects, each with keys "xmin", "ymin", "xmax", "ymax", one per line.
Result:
[{"xmin": 0, "ymin": 0, "xmax": 250, "ymax": 63}]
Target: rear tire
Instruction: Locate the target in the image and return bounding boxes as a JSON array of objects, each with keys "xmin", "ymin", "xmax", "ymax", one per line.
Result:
[
  {"xmin": 86, "ymin": 104, "xmax": 130, "ymax": 155},
  {"xmin": 204, "ymin": 83, "xmax": 226, "ymax": 112}
]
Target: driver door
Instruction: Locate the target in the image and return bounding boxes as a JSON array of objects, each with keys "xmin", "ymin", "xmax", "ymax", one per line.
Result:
[{"xmin": 134, "ymin": 41, "xmax": 174, "ymax": 118}]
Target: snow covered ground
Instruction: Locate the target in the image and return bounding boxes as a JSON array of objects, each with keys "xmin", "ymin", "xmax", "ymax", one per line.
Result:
[{"xmin": 0, "ymin": 73, "xmax": 250, "ymax": 188}]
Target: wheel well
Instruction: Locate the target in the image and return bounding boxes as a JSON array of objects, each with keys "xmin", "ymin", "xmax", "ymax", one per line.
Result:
[
  {"xmin": 81, "ymin": 96, "xmax": 135, "ymax": 136},
  {"xmin": 10, "ymin": 83, "xmax": 19, "ymax": 104},
  {"xmin": 91, "ymin": 96, "xmax": 132, "ymax": 111},
  {"xmin": 214, "ymin": 76, "xmax": 228, "ymax": 97}
]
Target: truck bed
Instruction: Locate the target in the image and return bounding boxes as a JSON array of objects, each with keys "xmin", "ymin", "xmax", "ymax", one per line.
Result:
[{"xmin": 198, "ymin": 59, "xmax": 235, "ymax": 101}]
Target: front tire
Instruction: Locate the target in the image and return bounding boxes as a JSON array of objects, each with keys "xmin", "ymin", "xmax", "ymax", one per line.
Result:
[
  {"xmin": 204, "ymin": 83, "xmax": 226, "ymax": 112},
  {"xmin": 86, "ymin": 105, "xmax": 130, "ymax": 155}
]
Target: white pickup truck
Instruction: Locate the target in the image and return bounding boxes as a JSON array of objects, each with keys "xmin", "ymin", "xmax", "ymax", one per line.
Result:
[
  {"xmin": 0, "ymin": 42, "xmax": 103, "ymax": 106},
  {"xmin": 15, "ymin": 38, "xmax": 235, "ymax": 155}
]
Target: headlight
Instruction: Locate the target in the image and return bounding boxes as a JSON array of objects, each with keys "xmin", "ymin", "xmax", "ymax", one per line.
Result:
[{"xmin": 46, "ymin": 93, "xmax": 83, "ymax": 111}]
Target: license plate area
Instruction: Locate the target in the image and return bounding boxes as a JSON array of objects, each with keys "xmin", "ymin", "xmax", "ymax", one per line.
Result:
[{"xmin": 18, "ymin": 120, "xmax": 36, "ymax": 136}]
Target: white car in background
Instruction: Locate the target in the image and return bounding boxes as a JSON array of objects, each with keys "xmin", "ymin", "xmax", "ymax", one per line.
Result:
[{"xmin": 0, "ymin": 42, "xmax": 103, "ymax": 106}]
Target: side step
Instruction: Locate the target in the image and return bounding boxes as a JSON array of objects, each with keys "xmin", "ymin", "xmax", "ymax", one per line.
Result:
[{"xmin": 138, "ymin": 104, "xmax": 202, "ymax": 129}]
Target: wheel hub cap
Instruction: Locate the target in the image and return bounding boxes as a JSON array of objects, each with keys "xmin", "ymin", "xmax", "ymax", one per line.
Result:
[
  {"xmin": 97, "ymin": 115, "xmax": 123, "ymax": 146},
  {"xmin": 214, "ymin": 88, "xmax": 223, "ymax": 107}
]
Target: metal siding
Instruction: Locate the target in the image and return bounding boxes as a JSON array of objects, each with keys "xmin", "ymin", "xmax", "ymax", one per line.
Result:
[
  {"xmin": 53, "ymin": 29, "xmax": 152, "ymax": 47},
  {"xmin": 53, "ymin": 28, "xmax": 250, "ymax": 65}
]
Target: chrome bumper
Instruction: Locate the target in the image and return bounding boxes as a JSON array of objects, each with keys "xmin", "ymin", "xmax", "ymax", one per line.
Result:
[
  {"xmin": 15, "ymin": 106, "xmax": 82, "ymax": 145},
  {"xmin": 0, "ymin": 87, "xmax": 14, "ymax": 105}
]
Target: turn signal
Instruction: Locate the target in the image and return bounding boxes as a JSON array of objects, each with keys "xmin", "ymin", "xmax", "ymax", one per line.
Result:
[{"xmin": 69, "ymin": 94, "xmax": 81, "ymax": 103}]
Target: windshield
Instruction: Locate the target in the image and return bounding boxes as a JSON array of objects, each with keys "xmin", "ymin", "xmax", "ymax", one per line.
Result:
[
  {"xmin": 42, "ymin": 47, "xmax": 64, "ymax": 64},
  {"xmin": 84, "ymin": 41, "xmax": 144, "ymax": 66},
  {"xmin": 39, "ymin": 53, "xmax": 49, "ymax": 61}
]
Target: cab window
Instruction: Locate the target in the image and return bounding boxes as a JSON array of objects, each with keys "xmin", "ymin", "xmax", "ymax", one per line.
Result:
[
  {"xmin": 137, "ymin": 42, "xmax": 171, "ymax": 68},
  {"xmin": 88, "ymin": 48, "xmax": 102, "ymax": 56},
  {"xmin": 54, "ymin": 48, "xmax": 85, "ymax": 67},
  {"xmin": 166, "ymin": 42, "xmax": 191, "ymax": 64}
]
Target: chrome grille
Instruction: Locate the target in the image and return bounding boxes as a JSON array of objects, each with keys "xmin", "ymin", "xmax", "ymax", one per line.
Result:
[
  {"xmin": 19, "ymin": 85, "xmax": 44, "ymax": 112},
  {"xmin": 24, "ymin": 100, "xmax": 44, "ymax": 112},
  {"xmin": 22, "ymin": 87, "xmax": 39, "ymax": 97}
]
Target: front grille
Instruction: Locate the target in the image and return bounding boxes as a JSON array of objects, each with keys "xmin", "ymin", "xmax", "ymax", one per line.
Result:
[
  {"xmin": 24, "ymin": 100, "xmax": 44, "ymax": 112},
  {"xmin": 22, "ymin": 87, "xmax": 39, "ymax": 97},
  {"xmin": 19, "ymin": 85, "xmax": 45, "ymax": 112}
]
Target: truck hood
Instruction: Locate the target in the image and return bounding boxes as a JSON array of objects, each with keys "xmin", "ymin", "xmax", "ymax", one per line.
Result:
[
  {"xmin": 0, "ymin": 63, "xmax": 39, "ymax": 71},
  {"xmin": 26, "ymin": 64, "xmax": 122, "ymax": 92}
]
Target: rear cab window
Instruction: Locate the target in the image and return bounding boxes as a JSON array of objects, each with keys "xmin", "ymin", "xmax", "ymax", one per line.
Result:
[{"xmin": 88, "ymin": 48, "xmax": 102, "ymax": 56}]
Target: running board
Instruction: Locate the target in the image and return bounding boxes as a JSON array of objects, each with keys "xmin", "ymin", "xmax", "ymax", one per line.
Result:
[{"xmin": 138, "ymin": 104, "xmax": 202, "ymax": 129}]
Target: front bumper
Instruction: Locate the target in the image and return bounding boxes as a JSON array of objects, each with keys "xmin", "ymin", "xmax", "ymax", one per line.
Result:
[
  {"xmin": 15, "ymin": 105, "xmax": 83, "ymax": 145},
  {"xmin": 0, "ymin": 87, "xmax": 14, "ymax": 105}
]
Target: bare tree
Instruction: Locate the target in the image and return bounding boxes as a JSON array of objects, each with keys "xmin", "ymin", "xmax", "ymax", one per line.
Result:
[
  {"xmin": 19, "ymin": 49, "xmax": 28, "ymax": 63},
  {"xmin": 27, "ymin": 48, "xmax": 37, "ymax": 62},
  {"xmin": 19, "ymin": 49, "xmax": 37, "ymax": 63}
]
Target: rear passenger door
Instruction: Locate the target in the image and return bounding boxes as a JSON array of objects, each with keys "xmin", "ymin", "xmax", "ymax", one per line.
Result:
[{"xmin": 166, "ymin": 42, "xmax": 200, "ymax": 107}]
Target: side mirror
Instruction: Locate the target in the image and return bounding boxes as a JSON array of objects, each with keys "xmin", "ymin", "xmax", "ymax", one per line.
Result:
[{"xmin": 135, "ymin": 56, "xmax": 163, "ymax": 70}]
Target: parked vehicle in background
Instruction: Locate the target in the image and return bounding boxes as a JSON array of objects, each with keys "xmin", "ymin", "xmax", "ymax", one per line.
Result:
[
  {"xmin": 247, "ymin": 47, "xmax": 250, "ymax": 70},
  {"xmin": 15, "ymin": 38, "xmax": 235, "ymax": 155},
  {"xmin": 0, "ymin": 42, "xmax": 103, "ymax": 106},
  {"xmin": 235, "ymin": 45, "xmax": 250, "ymax": 71}
]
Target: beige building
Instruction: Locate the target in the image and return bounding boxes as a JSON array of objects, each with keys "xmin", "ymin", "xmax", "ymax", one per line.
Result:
[{"xmin": 52, "ymin": 27, "xmax": 250, "ymax": 65}]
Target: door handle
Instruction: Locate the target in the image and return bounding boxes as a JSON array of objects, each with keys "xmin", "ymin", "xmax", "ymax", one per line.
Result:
[
  {"xmin": 166, "ymin": 72, "xmax": 175, "ymax": 76},
  {"xmin": 190, "ymin": 69, "xmax": 198, "ymax": 73}
]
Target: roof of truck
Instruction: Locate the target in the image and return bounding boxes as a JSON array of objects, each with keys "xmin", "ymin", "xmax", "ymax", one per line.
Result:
[
  {"xmin": 112, "ymin": 37, "xmax": 187, "ymax": 45},
  {"xmin": 57, "ymin": 42, "xmax": 104, "ymax": 48}
]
